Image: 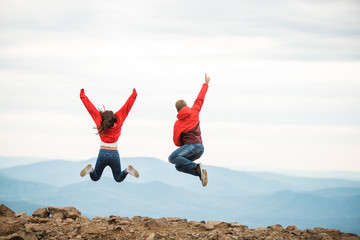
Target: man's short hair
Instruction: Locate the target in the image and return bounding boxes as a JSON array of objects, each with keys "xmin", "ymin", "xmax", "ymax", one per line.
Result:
[{"xmin": 175, "ymin": 99, "xmax": 187, "ymax": 112}]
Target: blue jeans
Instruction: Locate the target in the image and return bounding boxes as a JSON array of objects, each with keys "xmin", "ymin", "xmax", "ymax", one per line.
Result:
[
  {"xmin": 90, "ymin": 149, "xmax": 128, "ymax": 182},
  {"xmin": 168, "ymin": 143, "xmax": 204, "ymax": 176}
]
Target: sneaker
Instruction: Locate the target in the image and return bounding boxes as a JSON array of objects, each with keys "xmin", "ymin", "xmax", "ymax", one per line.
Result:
[
  {"xmin": 201, "ymin": 169, "xmax": 208, "ymax": 187},
  {"xmin": 126, "ymin": 165, "xmax": 139, "ymax": 178},
  {"xmin": 80, "ymin": 164, "xmax": 93, "ymax": 177},
  {"xmin": 196, "ymin": 163, "xmax": 203, "ymax": 178}
]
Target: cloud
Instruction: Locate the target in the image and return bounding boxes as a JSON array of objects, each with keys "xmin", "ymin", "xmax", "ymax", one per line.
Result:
[
  {"xmin": 0, "ymin": 0, "xmax": 359, "ymax": 170},
  {"xmin": 1, "ymin": 0, "xmax": 359, "ymax": 62}
]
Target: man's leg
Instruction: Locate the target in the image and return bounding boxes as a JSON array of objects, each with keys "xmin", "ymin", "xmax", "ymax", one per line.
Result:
[
  {"xmin": 187, "ymin": 144, "xmax": 208, "ymax": 187},
  {"xmin": 168, "ymin": 144, "xmax": 204, "ymax": 176}
]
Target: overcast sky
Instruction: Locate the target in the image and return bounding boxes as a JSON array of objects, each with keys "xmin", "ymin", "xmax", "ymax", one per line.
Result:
[{"xmin": 0, "ymin": 0, "xmax": 359, "ymax": 171}]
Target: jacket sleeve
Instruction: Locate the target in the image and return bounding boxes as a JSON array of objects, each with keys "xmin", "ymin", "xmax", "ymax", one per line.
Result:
[
  {"xmin": 80, "ymin": 89, "xmax": 102, "ymax": 126},
  {"xmin": 115, "ymin": 89, "xmax": 137, "ymax": 125},
  {"xmin": 191, "ymin": 83, "xmax": 209, "ymax": 114}
]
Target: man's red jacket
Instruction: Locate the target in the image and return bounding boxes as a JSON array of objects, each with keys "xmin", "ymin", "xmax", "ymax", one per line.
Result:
[
  {"xmin": 80, "ymin": 89, "xmax": 137, "ymax": 143},
  {"xmin": 173, "ymin": 83, "xmax": 209, "ymax": 147}
]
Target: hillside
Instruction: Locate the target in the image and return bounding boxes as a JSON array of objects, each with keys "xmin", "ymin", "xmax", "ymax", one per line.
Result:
[
  {"xmin": 0, "ymin": 157, "xmax": 360, "ymax": 234},
  {"xmin": 1, "ymin": 204, "xmax": 359, "ymax": 240}
]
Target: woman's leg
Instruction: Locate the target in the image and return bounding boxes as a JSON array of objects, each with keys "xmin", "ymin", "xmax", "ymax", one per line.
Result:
[
  {"xmin": 90, "ymin": 149, "xmax": 108, "ymax": 181},
  {"xmin": 108, "ymin": 150, "xmax": 128, "ymax": 182}
]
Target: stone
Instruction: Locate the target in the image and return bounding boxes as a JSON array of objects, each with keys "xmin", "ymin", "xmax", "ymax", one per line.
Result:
[
  {"xmin": 0, "ymin": 204, "xmax": 15, "ymax": 218},
  {"xmin": 47, "ymin": 206, "xmax": 81, "ymax": 220},
  {"xmin": 0, "ymin": 231, "xmax": 38, "ymax": 240},
  {"xmin": 146, "ymin": 232, "xmax": 156, "ymax": 240},
  {"xmin": 16, "ymin": 212, "xmax": 27, "ymax": 218},
  {"xmin": 268, "ymin": 224, "xmax": 284, "ymax": 232},
  {"xmin": 63, "ymin": 207, "xmax": 82, "ymax": 220},
  {"xmin": 255, "ymin": 227, "xmax": 268, "ymax": 231},
  {"xmin": 306, "ymin": 235, "xmax": 322, "ymax": 240},
  {"xmin": 319, "ymin": 233, "xmax": 333, "ymax": 240},
  {"xmin": 52, "ymin": 212, "xmax": 65, "ymax": 220},
  {"xmin": 208, "ymin": 220, "xmax": 224, "ymax": 226},
  {"xmin": 285, "ymin": 225, "xmax": 298, "ymax": 231},
  {"xmin": 32, "ymin": 207, "xmax": 50, "ymax": 218},
  {"xmin": 306, "ymin": 229, "xmax": 316, "ymax": 234},
  {"xmin": 164, "ymin": 217, "xmax": 182, "ymax": 222},
  {"xmin": 341, "ymin": 234, "xmax": 360, "ymax": 240},
  {"xmin": 189, "ymin": 221, "xmax": 201, "ymax": 227},
  {"xmin": 204, "ymin": 223, "xmax": 215, "ymax": 230},
  {"xmin": 119, "ymin": 220, "xmax": 132, "ymax": 225},
  {"xmin": 145, "ymin": 218, "xmax": 168, "ymax": 229},
  {"xmin": 0, "ymin": 204, "xmax": 359, "ymax": 240}
]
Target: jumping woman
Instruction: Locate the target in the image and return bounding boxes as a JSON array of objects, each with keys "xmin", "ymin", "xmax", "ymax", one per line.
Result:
[{"xmin": 79, "ymin": 88, "xmax": 139, "ymax": 182}]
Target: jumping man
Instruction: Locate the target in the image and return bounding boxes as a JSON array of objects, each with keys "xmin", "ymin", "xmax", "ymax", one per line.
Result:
[{"xmin": 168, "ymin": 74, "xmax": 210, "ymax": 187}]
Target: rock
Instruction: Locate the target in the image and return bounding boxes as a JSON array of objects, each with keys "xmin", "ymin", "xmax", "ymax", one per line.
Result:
[
  {"xmin": 0, "ymin": 204, "xmax": 359, "ymax": 240},
  {"xmin": 204, "ymin": 223, "xmax": 215, "ymax": 230},
  {"xmin": 63, "ymin": 207, "xmax": 82, "ymax": 220},
  {"xmin": 255, "ymin": 227, "xmax": 268, "ymax": 231},
  {"xmin": 0, "ymin": 204, "xmax": 15, "ymax": 218},
  {"xmin": 145, "ymin": 218, "xmax": 168, "ymax": 229},
  {"xmin": 341, "ymin": 234, "xmax": 360, "ymax": 240},
  {"xmin": 268, "ymin": 224, "xmax": 284, "ymax": 232},
  {"xmin": 52, "ymin": 212, "xmax": 65, "ymax": 220},
  {"xmin": 48, "ymin": 206, "xmax": 65, "ymax": 219},
  {"xmin": 286, "ymin": 225, "xmax": 298, "ymax": 231},
  {"xmin": 16, "ymin": 212, "xmax": 27, "ymax": 218},
  {"xmin": 32, "ymin": 207, "xmax": 50, "ymax": 218},
  {"xmin": 0, "ymin": 230, "xmax": 38, "ymax": 240},
  {"xmin": 47, "ymin": 206, "xmax": 81, "ymax": 220},
  {"xmin": 0, "ymin": 218, "xmax": 22, "ymax": 235},
  {"xmin": 164, "ymin": 217, "xmax": 182, "ymax": 222},
  {"xmin": 189, "ymin": 220, "xmax": 201, "ymax": 227},
  {"xmin": 118, "ymin": 219, "xmax": 132, "ymax": 225},
  {"xmin": 306, "ymin": 228, "xmax": 316, "ymax": 234},
  {"xmin": 319, "ymin": 233, "xmax": 333, "ymax": 240},
  {"xmin": 208, "ymin": 220, "xmax": 224, "ymax": 226},
  {"xmin": 146, "ymin": 232, "xmax": 156, "ymax": 240}
]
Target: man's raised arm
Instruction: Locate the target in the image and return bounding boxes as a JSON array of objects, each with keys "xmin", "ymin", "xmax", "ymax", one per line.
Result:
[{"xmin": 192, "ymin": 74, "xmax": 210, "ymax": 113}]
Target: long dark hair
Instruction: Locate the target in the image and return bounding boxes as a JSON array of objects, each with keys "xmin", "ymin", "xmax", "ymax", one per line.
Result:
[{"xmin": 96, "ymin": 110, "xmax": 117, "ymax": 135}]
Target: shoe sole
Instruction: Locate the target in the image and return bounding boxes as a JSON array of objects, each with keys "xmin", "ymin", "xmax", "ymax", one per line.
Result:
[
  {"xmin": 80, "ymin": 164, "xmax": 92, "ymax": 177},
  {"xmin": 128, "ymin": 165, "xmax": 139, "ymax": 178},
  {"xmin": 202, "ymin": 169, "xmax": 208, "ymax": 187}
]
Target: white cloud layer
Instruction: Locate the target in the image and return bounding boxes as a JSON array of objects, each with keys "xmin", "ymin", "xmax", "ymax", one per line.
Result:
[{"xmin": 0, "ymin": 0, "xmax": 359, "ymax": 171}]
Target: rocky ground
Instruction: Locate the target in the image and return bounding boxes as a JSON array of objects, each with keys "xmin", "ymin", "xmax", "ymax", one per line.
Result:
[{"xmin": 0, "ymin": 204, "xmax": 359, "ymax": 240}]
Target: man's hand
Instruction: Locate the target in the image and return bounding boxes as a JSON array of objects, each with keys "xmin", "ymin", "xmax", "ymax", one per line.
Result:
[{"xmin": 205, "ymin": 74, "xmax": 210, "ymax": 84}]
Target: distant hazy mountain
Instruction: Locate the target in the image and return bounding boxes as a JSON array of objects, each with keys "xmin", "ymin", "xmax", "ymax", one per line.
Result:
[
  {"xmin": 0, "ymin": 156, "xmax": 52, "ymax": 169},
  {"xmin": 1, "ymin": 157, "xmax": 360, "ymax": 193},
  {"xmin": 0, "ymin": 157, "xmax": 360, "ymax": 234}
]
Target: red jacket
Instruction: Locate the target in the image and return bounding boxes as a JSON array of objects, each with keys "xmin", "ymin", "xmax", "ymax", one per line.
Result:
[
  {"xmin": 80, "ymin": 89, "xmax": 137, "ymax": 143},
  {"xmin": 173, "ymin": 83, "xmax": 209, "ymax": 147}
]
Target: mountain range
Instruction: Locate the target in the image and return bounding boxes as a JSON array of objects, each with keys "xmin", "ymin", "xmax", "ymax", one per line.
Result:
[{"xmin": 0, "ymin": 156, "xmax": 359, "ymax": 234}]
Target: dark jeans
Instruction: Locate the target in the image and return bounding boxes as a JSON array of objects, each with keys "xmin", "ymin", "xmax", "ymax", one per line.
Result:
[
  {"xmin": 168, "ymin": 143, "xmax": 204, "ymax": 176},
  {"xmin": 90, "ymin": 149, "xmax": 128, "ymax": 182}
]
